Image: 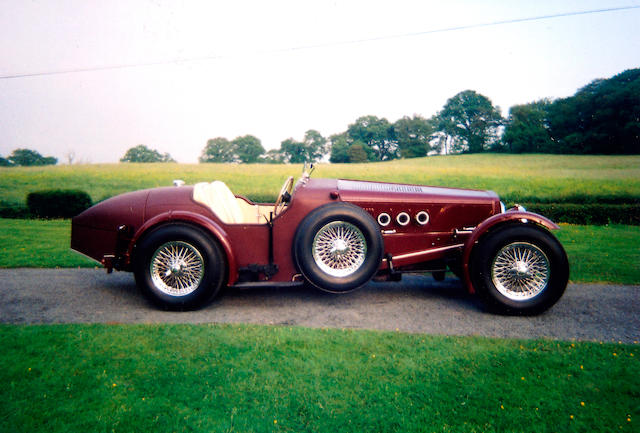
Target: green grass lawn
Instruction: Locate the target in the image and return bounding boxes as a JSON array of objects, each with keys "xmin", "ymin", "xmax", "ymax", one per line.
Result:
[
  {"xmin": 0, "ymin": 324, "xmax": 637, "ymax": 433},
  {"xmin": 2, "ymin": 154, "xmax": 639, "ymax": 205},
  {"xmin": 0, "ymin": 219, "xmax": 96, "ymax": 268},
  {"xmin": 1, "ymin": 218, "xmax": 638, "ymax": 284},
  {"xmin": 554, "ymin": 224, "xmax": 640, "ymax": 285}
]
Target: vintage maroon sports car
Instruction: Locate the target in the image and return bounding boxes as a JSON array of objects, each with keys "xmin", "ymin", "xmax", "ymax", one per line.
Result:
[{"xmin": 71, "ymin": 168, "xmax": 569, "ymax": 314}]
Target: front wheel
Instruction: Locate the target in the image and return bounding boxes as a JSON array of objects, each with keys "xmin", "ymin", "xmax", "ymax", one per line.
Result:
[
  {"xmin": 470, "ymin": 225, "xmax": 569, "ymax": 315},
  {"xmin": 134, "ymin": 224, "xmax": 226, "ymax": 310}
]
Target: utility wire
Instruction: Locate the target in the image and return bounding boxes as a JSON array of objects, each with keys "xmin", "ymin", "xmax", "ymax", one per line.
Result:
[{"xmin": 1, "ymin": 4, "xmax": 639, "ymax": 80}]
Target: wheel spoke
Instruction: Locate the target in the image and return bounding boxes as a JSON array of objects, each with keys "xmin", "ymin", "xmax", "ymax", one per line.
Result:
[
  {"xmin": 491, "ymin": 242, "xmax": 550, "ymax": 301},
  {"xmin": 312, "ymin": 221, "xmax": 367, "ymax": 277},
  {"xmin": 150, "ymin": 241, "xmax": 204, "ymax": 296}
]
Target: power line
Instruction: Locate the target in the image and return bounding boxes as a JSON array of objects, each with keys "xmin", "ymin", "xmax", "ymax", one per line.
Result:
[
  {"xmin": 2, "ymin": 5, "xmax": 639, "ymax": 80},
  {"xmin": 281, "ymin": 5, "xmax": 640, "ymax": 52}
]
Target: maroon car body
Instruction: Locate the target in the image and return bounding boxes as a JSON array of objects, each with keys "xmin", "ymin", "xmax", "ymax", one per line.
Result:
[{"xmin": 71, "ymin": 172, "xmax": 569, "ymax": 314}]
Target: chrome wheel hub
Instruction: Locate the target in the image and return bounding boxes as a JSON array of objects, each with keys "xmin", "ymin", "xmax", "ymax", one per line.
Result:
[
  {"xmin": 331, "ymin": 239, "xmax": 349, "ymax": 255},
  {"xmin": 514, "ymin": 261, "xmax": 530, "ymax": 278},
  {"xmin": 312, "ymin": 221, "xmax": 367, "ymax": 278},
  {"xmin": 491, "ymin": 242, "xmax": 550, "ymax": 301},
  {"xmin": 150, "ymin": 241, "xmax": 204, "ymax": 296}
]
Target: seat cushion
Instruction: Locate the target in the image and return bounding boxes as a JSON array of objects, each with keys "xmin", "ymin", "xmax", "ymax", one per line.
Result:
[{"xmin": 193, "ymin": 181, "xmax": 244, "ymax": 224}]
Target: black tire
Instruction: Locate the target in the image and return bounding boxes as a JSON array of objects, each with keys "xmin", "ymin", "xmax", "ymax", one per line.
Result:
[
  {"xmin": 133, "ymin": 224, "xmax": 226, "ymax": 310},
  {"xmin": 470, "ymin": 225, "xmax": 569, "ymax": 315},
  {"xmin": 294, "ymin": 203, "xmax": 383, "ymax": 293}
]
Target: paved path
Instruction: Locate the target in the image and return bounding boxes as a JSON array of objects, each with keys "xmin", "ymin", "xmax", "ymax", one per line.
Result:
[{"xmin": 1, "ymin": 269, "xmax": 638, "ymax": 343}]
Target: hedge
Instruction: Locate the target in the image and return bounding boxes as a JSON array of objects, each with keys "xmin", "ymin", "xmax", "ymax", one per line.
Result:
[
  {"xmin": 523, "ymin": 203, "xmax": 640, "ymax": 225},
  {"xmin": 26, "ymin": 190, "xmax": 92, "ymax": 219},
  {"xmin": 503, "ymin": 194, "xmax": 640, "ymax": 205}
]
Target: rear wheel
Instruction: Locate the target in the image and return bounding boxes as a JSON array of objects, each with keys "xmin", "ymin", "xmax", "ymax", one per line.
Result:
[
  {"xmin": 134, "ymin": 224, "xmax": 226, "ymax": 310},
  {"xmin": 471, "ymin": 225, "xmax": 569, "ymax": 315}
]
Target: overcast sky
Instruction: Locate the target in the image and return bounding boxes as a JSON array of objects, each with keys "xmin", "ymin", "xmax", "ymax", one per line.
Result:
[{"xmin": 1, "ymin": 0, "xmax": 640, "ymax": 163}]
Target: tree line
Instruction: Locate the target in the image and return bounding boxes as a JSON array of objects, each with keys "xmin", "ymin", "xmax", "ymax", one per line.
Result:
[
  {"xmin": 2, "ymin": 68, "xmax": 637, "ymax": 166},
  {"xmin": 198, "ymin": 67, "xmax": 640, "ymax": 163},
  {"xmin": 0, "ymin": 149, "xmax": 57, "ymax": 167},
  {"xmin": 503, "ymin": 68, "xmax": 639, "ymax": 154}
]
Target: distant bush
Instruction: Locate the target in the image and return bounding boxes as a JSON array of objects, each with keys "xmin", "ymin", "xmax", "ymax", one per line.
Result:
[
  {"xmin": 523, "ymin": 203, "xmax": 640, "ymax": 225},
  {"xmin": 26, "ymin": 190, "xmax": 92, "ymax": 219}
]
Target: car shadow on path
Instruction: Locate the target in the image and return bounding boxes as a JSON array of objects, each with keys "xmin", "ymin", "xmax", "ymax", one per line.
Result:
[
  {"xmin": 90, "ymin": 270, "xmax": 480, "ymax": 314},
  {"xmin": 220, "ymin": 275, "xmax": 482, "ymax": 312}
]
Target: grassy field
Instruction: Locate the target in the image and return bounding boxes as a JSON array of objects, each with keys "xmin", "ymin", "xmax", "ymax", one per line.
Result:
[
  {"xmin": 1, "ymin": 218, "xmax": 638, "ymax": 284},
  {"xmin": 1, "ymin": 156, "xmax": 638, "ymax": 433},
  {"xmin": 1, "ymin": 154, "xmax": 639, "ymax": 205},
  {"xmin": 554, "ymin": 224, "xmax": 640, "ymax": 285},
  {"xmin": 0, "ymin": 324, "xmax": 637, "ymax": 433},
  {"xmin": 0, "ymin": 219, "xmax": 95, "ymax": 268}
]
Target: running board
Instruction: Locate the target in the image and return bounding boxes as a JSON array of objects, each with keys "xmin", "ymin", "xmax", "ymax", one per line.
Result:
[
  {"xmin": 232, "ymin": 281, "xmax": 304, "ymax": 289},
  {"xmin": 386, "ymin": 244, "xmax": 464, "ymax": 268}
]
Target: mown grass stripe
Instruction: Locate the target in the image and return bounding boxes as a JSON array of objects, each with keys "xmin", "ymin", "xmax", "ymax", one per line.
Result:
[{"xmin": 0, "ymin": 323, "xmax": 637, "ymax": 433}]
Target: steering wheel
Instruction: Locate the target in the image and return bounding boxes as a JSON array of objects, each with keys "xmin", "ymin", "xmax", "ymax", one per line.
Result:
[{"xmin": 273, "ymin": 176, "xmax": 294, "ymax": 216}]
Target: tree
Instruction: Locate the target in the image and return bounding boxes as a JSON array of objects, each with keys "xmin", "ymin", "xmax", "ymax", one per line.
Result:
[
  {"xmin": 0, "ymin": 156, "xmax": 13, "ymax": 167},
  {"xmin": 347, "ymin": 115, "xmax": 397, "ymax": 161},
  {"xmin": 261, "ymin": 149, "xmax": 285, "ymax": 164},
  {"xmin": 280, "ymin": 138, "xmax": 306, "ymax": 163},
  {"xmin": 200, "ymin": 137, "xmax": 235, "ymax": 163},
  {"xmin": 547, "ymin": 68, "xmax": 640, "ymax": 154},
  {"xmin": 393, "ymin": 115, "xmax": 435, "ymax": 158},
  {"xmin": 232, "ymin": 135, "xmax": 265, "ymax": 163},
  {"xmin": 435, "ymin": 90, "xmax": 503, "ymax": 153},
  {"xmin": 279, "ymin": 130, "xmax": 328, "ymax": 163},
  {"xmin": 429, "ymin": 130, "xmax": 454, "ymax": 155},
  {"xmin": 120, "ymin": 145, "xmax": 175, "ymax": 163},
  {"xmin": 502, "ymin": 100, "xmax": 554, "ymax": 153},
  {"xmin": 347, "ymin": 142, "xmax": 369, "ymax": 163},
  {"xmin": 8, "ymin": 148, "xmax": 57, "ymax": 166},
  {"xmin": 302, "ymin": 129, "xmax": 328, "ymax": 162},
  {"xmin": 329, "ymin": 134, "xmax": 351, "ymax": 163}
]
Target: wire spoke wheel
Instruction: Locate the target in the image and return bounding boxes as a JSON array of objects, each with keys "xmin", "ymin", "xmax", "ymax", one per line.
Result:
[
  {"xmin": 312, "ymin": 221, "xmax": 367, "ymax": 278},
  {"xmin": 295, "ymin": 203, "xmax": 383, "ymax": 293},
  {"xmin": 150, "ymin": 241, "xmax": 205, "ymax": 296},
  {"xmin": 491, "ymin": 242, "xmax": 550, "ymax": 301}
]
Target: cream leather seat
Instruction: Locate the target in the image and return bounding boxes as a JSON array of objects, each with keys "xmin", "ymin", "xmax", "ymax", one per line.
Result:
[{"xmin": 193, "ymin": 181, "xmax": 244, "ymax": 224}]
